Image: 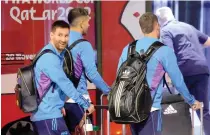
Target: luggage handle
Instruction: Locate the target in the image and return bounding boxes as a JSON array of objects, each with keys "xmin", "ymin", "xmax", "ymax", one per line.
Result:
[
  {"xmin": 100, "ymin": 94, "xmax": 108, "ymax": 135},
  {"xmin": 84, "ymin": 109, "xmax": 93, "ymax": 135},
  {"xmin": 192, "ymin": 102, "xmax": 204, "ymax": 135},
  {"xmin": 84, "ymin": 111, "xmax": 87, "ymax": 135},
  {"xmin": 100, "ymin": 94, "xmax": 126, "ymax": 135}
]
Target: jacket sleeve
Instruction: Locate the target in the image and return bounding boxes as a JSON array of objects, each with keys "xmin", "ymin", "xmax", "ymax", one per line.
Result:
[
  {"xmin": 192, "ymin": 26, "xmax": 208, "ymax": 45},
  {"xmin": 159, "ymin": 47, "xmax": 196, "ymax": 106},
  {"xmin": 80, "ymin": 42, "xmax": 110, "ymax": 94},
  {"xmin": 40, "ymin": 53, "xmax": 90, "ymax": 109},
  {"xmin": 161, "ymin": 30, "xmax": 174, "ymax": 49}
]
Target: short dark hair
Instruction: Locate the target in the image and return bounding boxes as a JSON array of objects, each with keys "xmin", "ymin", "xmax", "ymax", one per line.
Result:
[
  {"xmin": 51, "ymin": 20, "xmax": 69, "ymax": 32},
  {"xmin": 67, "ymin": 8, "xmax": 89, "ymax": 25},
  {"xmin": 139, "ymin": 12, "xmax": 158, "ymax": 34}
]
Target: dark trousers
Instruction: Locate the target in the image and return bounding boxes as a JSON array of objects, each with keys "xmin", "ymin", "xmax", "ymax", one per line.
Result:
[
  {"xmin": 33, "ymin": 117, "xmax": 70, "ymax": 135},
  {"xmin": 130, "ymin": 111, "xmax": 162, "ymax": 135},
  {"xmin": 184, "ymin": 74, "xmax": 210, "ymax": 134},
  {"xmin": 64, "ymin": 103, "xmax": 84, "ymax": 133}
]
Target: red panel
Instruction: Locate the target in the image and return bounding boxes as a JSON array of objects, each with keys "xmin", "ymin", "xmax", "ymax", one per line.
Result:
[
  {"xmin": 101, "ymin": 1, "xmax": 133, "ymax": 85},
  {"xmin": 1, "ymin": 1, "xmax": 96, "ymax": 75},
  {"xmin": 1, "ymin": 94, "xmax": 29, "ymax": 128},
  {"xmin": 1, "ymin": 0, "xmax": 97, "ymax": 128},
  {"xmin": 1, "ymin": 2, "xmax": 45, "ymax": 74},
  {"xmin": 101, "ymin": 1, "xmax": 133, "ymax": 135}
]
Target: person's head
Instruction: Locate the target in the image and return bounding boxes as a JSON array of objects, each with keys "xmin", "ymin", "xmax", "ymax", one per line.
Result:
[
  {"xmin": 67, "ymin": 8, "xmax": 90, "ymax": 35},
  {"xmin": 155, "ymin": 7, "xmax": 175, "ymax": 27},
  {"xmin": 139, "ymin": 12, "xmax": 160, "ymax": 39},
  {"xmin": 50, "ymin": 20, "xmax": 70, "ymax": 52}
]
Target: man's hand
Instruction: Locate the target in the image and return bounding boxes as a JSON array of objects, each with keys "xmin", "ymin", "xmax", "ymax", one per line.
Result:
[
  {"xmin": 61, "ymin": 108, "xmax": 66, "ymax": 116},
  {"xmin": 204, "ymin": 37, "xmax": 210, "ymax": 47},
  {"xmin": 192, "ymin": 100, "xmax": 202, "ymax": 110},
  {"xmin": 87, "ymin": 104, "xmax": 95, "ymax": 115}
]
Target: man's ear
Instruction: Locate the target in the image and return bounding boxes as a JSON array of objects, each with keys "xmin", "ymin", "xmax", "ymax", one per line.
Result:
[
  {"xmin": 79, "ymin": 17, "xmax": 86, "ymax": 29},
  {"xmin": 50, "ymin": 32, "xmax": 53, "ymax": 40},
  {"xmin": 80, "ymin": 21, "xmax": 84, "ymax": 29},
  {"xmin": 153, "ymin": 22, "xmax": 159, "ymax": 30}
]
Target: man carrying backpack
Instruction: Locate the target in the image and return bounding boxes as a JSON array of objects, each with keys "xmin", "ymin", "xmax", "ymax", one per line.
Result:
[
  {"xmin": 31, "ymin": 20, "xmax": 94, "ymax": 135},
  {"xmin": 63, "ymin": 8, "xmax": 110, "ymax": 134},
  {"xmin": 117, "ymin": 12, "xmax": 202, "ymax": 135}
]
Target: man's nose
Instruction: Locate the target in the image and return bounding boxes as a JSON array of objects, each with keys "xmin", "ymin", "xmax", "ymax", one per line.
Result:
[{"xmin": 61, "ymin": 36, "xmax": 66, "ymax": 42}]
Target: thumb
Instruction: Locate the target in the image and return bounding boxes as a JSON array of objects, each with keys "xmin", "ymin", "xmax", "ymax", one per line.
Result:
[{"xmin": 191, "ymin": 105, "xmax": 196, "ymax": 110}]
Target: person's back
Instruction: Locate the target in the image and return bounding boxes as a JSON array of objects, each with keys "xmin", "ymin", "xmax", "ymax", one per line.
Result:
[
  {"xmin": 118, "ymin": 12, "xmax": 201, "ymax": 135},
  {"xmin": 68, "ymin": 31, "xmax": 96, "ymax": 96},
  {"xmin": 119, "ymin": 36, "xmax": 195, "ymax": 112},
  {"xmin": 156, "ymin": 7, "xmax": 210, "ymax": 135},
  {"xmin": 161, "ymin": 20, "xmax": 209, "ymax": 76},
  {"xmin": 64, "ymin": 8, "xmax": 109, "ymax": 134},
  {"xmin": 66, "ymin": 8, "xmax": 109, "ymax": 97}
]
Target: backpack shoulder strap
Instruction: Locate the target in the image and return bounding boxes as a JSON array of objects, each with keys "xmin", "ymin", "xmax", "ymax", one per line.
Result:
[
  {"xmin": 65, "ymin": 39, "xmax": 90, "ymax": 86},
  {"xmin": 127, "ymin": 40, "xmax": 138, "ymax": 59},
  {"xmin": 68, "ymin": 39, "xmax": 88, "ymax": 50},
  {"xmin": 163, "ymin": 74, "xmax": 172, "ymax": 94},
  {"xmin": 31, "ymin": 49, "xmax": 56, "ymax": 103},
  {"xmin": 32, "ymin": 49, "xmax": 54, "ymax": 66},
  {"xmin": 144, "ymin": 41, "xmax": 164, "ymax": 62}
]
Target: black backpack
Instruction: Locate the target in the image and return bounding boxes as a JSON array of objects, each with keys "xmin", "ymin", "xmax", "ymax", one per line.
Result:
[
  {"xmin": 15, "ymin": 49, "xmax": 54, "ymax": 113},
  {"xmin": 63, "ymin": 39, "xmax": 88, "ymax": 88},
  {"xmin": 108, "ymin": 40, "xmax": 164, "ymax": 124}
]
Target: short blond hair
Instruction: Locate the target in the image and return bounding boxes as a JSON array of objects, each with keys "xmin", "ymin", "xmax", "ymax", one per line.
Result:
[{"xmin": 139, "ymin": 12, "xmax": 158, "ymax": 34}]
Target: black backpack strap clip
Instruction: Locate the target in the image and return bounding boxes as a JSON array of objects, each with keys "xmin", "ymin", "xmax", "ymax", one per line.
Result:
[
  {"xmin": 127, "ymin": 40, "xmax": 138, "ymax": 59},
  {"xmin": 64, "ymin": 38, "xmax": 91, "ymax": 87},
  {"xmin": 32, "ymin": 49, "xmax": 56, "ymax": 102},
  {"xmin": 144, "ymin": 41, "xmax": 164, "ymax": 62},
  {"xmin": 163, "ymin": 73, "xmax": 173, "ymax": 94}
]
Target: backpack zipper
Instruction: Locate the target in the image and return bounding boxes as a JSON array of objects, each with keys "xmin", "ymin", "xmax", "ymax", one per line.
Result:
[
  {"xmin": 18, "ymin": 69, "xmax": 31, "ymax": 95},
  {"xmin": 126, "ymin": 90, "xmax": 133, "ymax": 113},
  {"xmin": 64, "ymin": 48, "xmax": 73, "ymax": 75},
  {"xmin": 63, "ymin": 57, "xmax": 69, "ymax": 74},
  {"xmin": 135, "ymin": 84, "xmax": 147, "ymax": 122}
]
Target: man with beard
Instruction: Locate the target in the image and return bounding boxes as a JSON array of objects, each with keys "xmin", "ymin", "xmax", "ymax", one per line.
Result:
[{"xmin": 31, "ymin": 20, "xmax": 94, "ymax": 135}]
